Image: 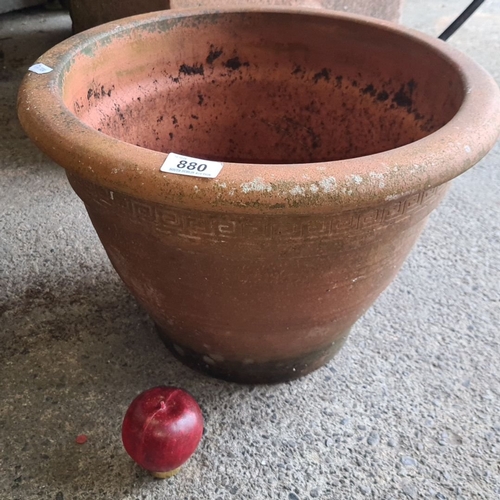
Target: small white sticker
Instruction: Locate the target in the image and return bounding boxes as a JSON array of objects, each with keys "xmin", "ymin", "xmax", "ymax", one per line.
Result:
[
  {"xmin": 160, "ymin": 152, "xmax": 223, "ymax": 179},
  {"xmin": 29, "ymin": 63, "xmax": 53, "ymax": 74}
]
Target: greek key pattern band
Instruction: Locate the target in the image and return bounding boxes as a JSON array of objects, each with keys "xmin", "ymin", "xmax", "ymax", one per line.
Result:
[{"xmin": 73, "ymin": 178, "xmax": 447, "ymax": 243}]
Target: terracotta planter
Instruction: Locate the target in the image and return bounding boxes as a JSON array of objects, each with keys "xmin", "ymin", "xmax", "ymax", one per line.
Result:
[
  {"xmin": 68, "ymin": 0, "xmax": 402, "ymax": 33},
  {"xmin": 18, "ymin": 9, "xmax": 500, "ymax": 383}
]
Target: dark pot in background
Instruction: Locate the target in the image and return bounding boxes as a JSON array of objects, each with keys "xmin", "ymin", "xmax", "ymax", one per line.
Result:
[
  {"xmin": 68, "ymin": 0, "xmax": 169, "ymax": 33},
  {"xmin": 18, "ymin": 9, "xmax": 500, "ymax": 383}
]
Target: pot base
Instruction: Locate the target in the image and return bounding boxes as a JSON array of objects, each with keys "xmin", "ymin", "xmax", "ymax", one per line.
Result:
[{"xmin": 156, "ymin": 324, "xmax": 349, "ymax": 384}]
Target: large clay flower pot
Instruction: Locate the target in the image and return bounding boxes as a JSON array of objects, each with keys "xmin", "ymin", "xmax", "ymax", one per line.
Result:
[{"xmin": 18, "ymin": 9, "xmax": 500, "ymax": 383}]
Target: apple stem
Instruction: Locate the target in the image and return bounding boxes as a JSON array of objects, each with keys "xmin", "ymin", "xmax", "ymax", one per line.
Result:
[{"xmin": 150, "ymin": 467, "xmax": 181, "ymax": 479}]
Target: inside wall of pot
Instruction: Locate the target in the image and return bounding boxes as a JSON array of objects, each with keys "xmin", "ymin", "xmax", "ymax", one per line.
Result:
[{"xmin": 64, "ymin": 12, "xmax": 465, "ymax": 164}]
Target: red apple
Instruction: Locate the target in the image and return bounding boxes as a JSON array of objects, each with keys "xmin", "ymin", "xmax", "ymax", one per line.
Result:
[{"xmin": 122, "ymin": 386, "xmax": 204, "ymax": 478}]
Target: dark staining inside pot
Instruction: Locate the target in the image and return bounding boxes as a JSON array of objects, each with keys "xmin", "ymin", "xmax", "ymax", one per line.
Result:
[{"xmin": 65, "ymin": 12, "xmax": 465, "ymax": 164}]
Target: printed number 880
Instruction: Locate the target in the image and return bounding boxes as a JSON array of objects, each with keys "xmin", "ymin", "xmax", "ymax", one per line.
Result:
[{"xmin": 177, "ymin": 160, "xmax": 207, "ymax": 172}]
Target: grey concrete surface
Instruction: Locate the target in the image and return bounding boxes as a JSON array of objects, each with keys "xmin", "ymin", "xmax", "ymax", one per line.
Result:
[
  {"xmin": 0, "ymin": 0, "xmax": 45, "ymax": 16},
  {"xmin": 1, "ymin": 2, "xmax": 499, "ymax": 499}
]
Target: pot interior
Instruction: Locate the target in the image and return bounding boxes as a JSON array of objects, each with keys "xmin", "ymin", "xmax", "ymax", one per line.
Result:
[{"xmin": 64, "ymin": 11, "xmax": 465, "ymax": 164}]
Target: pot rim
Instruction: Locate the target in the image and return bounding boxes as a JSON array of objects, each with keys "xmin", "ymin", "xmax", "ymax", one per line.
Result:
[{"xmin": 18, "ymin": 7, "xmax": 500, "ymax": 214}]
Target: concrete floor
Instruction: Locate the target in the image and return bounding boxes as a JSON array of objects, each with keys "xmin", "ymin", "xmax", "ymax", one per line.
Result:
[{"xmin": 1, "ymin": 2, "xmax": 499, "ymax": 499}]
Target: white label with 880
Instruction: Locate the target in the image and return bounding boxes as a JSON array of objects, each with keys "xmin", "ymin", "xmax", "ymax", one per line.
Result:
[{"xmin": 160, "ymin": 153, "xmax": 223, "ymax": 179}]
